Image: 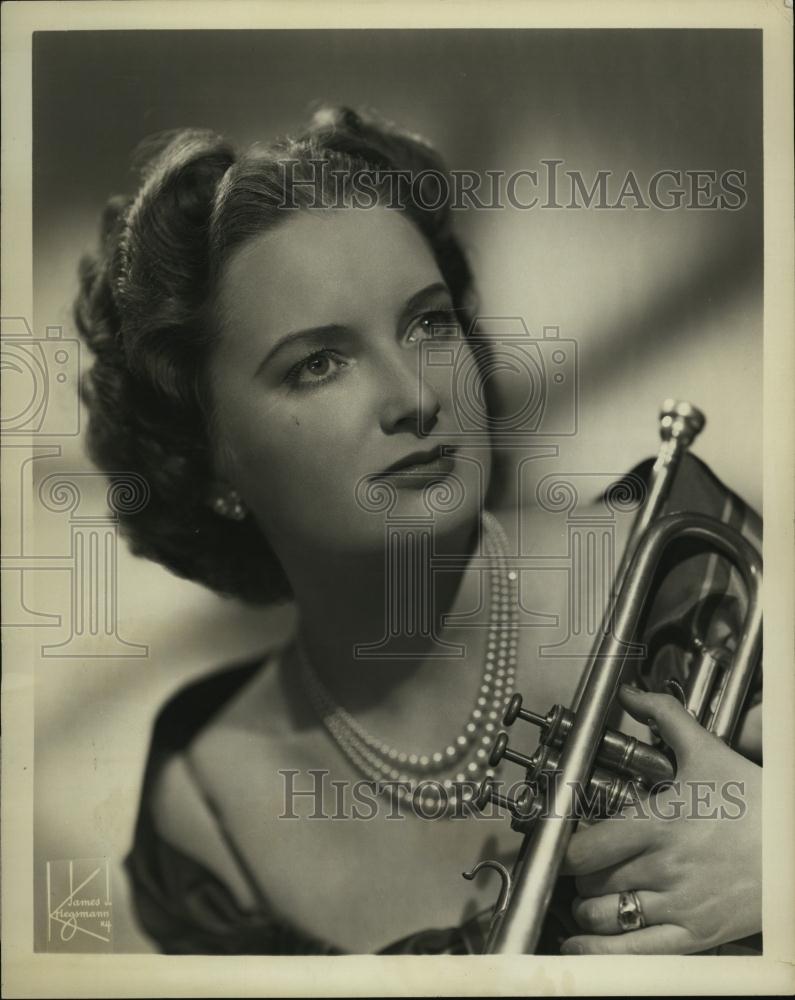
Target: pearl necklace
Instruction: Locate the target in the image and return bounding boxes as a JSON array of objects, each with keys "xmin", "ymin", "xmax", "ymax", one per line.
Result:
[{"xmin": 296, "ymin": 510, "xmax": 518, "ymax": 817}]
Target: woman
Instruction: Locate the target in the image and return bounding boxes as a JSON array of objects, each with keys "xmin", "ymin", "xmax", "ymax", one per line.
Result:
[{"xmin": 74, "ymin": 105, "xmax": 762, "ymax": 955}]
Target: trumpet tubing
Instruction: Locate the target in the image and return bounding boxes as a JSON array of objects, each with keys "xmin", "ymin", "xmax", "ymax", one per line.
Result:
[{"xmin": 464, "ymin": 400, "xmax": 763, "ymax": 955}]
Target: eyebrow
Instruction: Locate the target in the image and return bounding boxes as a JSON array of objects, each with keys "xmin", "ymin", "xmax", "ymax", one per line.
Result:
[{"xmin": 255, "ymin": 281, "xmax": 452, "ymax": 375}]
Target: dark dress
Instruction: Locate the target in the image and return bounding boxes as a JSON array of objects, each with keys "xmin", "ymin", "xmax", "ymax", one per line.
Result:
[
  {"xmin": 123, "ymin": 653, "xmax": 582, "ymax": 955},
  {"xmin": 124, "ymin": 455, "xmax": 763, "ymax": 955}
]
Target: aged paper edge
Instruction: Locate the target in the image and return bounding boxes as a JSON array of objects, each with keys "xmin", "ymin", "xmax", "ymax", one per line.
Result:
[{"xmin": 2, "ymin": 1, "xmax": 794, "ymax": 996}]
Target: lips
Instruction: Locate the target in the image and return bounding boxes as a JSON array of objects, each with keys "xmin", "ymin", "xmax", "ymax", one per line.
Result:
[{"xmin": 382, "ymin": 444, "xmax": 457, "ymax": 475}]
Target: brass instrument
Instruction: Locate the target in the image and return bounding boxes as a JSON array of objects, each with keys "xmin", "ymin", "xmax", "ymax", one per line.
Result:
[{"xmin": 463, "ymin": 400, "xmax": 763, "ymax": 954}]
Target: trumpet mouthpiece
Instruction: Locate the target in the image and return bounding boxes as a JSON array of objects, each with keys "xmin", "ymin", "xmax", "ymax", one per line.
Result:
[{"xmin": 659, "ymin": 399, "xmax": 706, "ymax": 446}]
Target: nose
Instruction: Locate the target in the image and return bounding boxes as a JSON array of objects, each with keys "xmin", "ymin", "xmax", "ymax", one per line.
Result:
[{"xmin": 378, "ymin": 349, "xmax": 442, "ymax": 437}]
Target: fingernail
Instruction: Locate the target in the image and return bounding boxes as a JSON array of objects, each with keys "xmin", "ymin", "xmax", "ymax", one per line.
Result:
[
  {"xmin": 620, "ymin": 683, "xmax": 641, "ymax": 697},
  {"xmin": 561, "ymin": 941, "xmax": 583, "ymax": 955}
]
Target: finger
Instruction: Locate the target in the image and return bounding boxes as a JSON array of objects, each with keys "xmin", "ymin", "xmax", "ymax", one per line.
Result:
[
  {"xmin": 571, "ymin": 891, "xmax": 668, "ymax": 936},
  {"xmin": 561, "ymin": 816, "xmax": 653, "ymax": 876},
  {"xmin": 618, "ymin": 686, "xmax": 705, "ymax": 766},
  {"xmin": 734, "ymin": 701, "xmax": 762, "ymax": 763},
  {"xmin": 561, "ymin": 924, "xmax": 695, "ymax": 955},
  {"xmin": 575, "ymin": 854, "xmax": 666, "ymax": 898}
]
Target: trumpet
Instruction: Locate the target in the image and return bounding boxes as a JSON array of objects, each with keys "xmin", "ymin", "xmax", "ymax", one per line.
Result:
[{"xmin": 463, "ymin": 400, "xmax": 763, "ymax": 954}]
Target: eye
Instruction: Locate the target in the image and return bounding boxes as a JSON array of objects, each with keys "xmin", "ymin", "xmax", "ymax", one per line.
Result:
[
  {"xmin": 406, "ymin": 308, "xmax": 464, "ymax": 344},
  {"xmin": 283, "ymin": 349, "xmax": 349, "ymax": 391}
]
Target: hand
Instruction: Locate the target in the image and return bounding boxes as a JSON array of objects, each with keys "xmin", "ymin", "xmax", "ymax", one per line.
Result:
[
  {"xmin": 735, "ymin": 698, "xmax": 763, "ymax": 763},
  {"xmin": 559, "ymin": 685, "xmax": 761, "ymax": 954}
]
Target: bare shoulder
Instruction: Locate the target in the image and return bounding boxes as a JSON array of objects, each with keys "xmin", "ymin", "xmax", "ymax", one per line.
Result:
[
  {"xmin": 149, "ymin": 750, "xmax": 261, "ymax": 909},
  {"xmin": 144, "ymin": 652, "xmax": 286, "ymax": 903}
]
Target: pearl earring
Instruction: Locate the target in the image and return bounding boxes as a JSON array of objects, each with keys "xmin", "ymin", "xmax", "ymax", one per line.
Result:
[{"xmin": 211, "ymin": 490, "xmax": 247, "ymax": 522}]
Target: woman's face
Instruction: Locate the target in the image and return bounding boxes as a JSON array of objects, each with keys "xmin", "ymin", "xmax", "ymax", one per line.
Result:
[{"xmin": 208, "ymin": 205, "xmax": 491, "ymax": 563}]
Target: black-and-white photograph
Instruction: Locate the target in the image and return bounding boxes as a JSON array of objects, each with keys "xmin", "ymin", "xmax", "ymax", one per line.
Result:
[{"xmin": 3, "ymin": 1, "xmax": 794, "ymax": 996}]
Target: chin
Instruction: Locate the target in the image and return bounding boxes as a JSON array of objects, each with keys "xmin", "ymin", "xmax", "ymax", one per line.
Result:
[
  {"xmin": 343, "ymin": 463, "xmax": 487, "ymax": 545},
  {"xmin": 408, "ymin": 483, "xmax": 484, "ymax": 540}
]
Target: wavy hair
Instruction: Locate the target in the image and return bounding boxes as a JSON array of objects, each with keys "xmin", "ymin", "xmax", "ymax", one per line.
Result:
[{"xmin": 74, "ymin": 105, "xmax": 500, "ymax": 604}]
